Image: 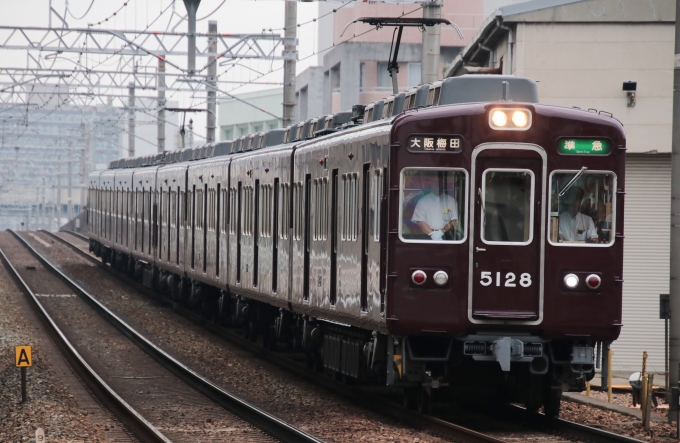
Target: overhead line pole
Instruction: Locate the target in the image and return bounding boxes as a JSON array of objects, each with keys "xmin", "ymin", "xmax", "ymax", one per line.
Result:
[
  {"xmin": 128, "ymin": 82, "xmax": 135, "ymax": 157},
  {"xmin": 206, "ymin": 21, "xmax": 217, "ymax": 144},
  {"xmin": 158, "ymin": 56, "xmax": 166, "ymax": 153},
  {"xmin": 183, "ymin": 0, "xmax": 202, "ymax": 76},
  {"xmin": 421, "ymin": 1, "xmax": 442, "ymax": 84},
  {"xmin": 283, "ymin": 1, "xmax": 297, "ymax": 127}
]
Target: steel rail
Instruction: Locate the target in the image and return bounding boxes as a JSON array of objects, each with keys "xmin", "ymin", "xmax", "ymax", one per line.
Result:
[
  {"xmin": 59, "ymin": 229, "xmax": 88, "ymax": 242},
  {"xmin": 19, "ymin": 230, "xmax": 323, "ymax": 443},
  {"xmin": 0, "ymin": 234, "xmax": 171, "ymax": 443},
  {"xmin": 503, "ymin": 405, "xmax": 648, "ymax": 443},
  {"xmin": 42, "ymin": 230, "xmax": 511, "ymax": 443},
  {"xmin": 48, "ymin": 230, "xmax": 649, "ymax": 443},
  {"xmin": 47, "ymin": 229, "xmax": 650, "ymax": 443}
]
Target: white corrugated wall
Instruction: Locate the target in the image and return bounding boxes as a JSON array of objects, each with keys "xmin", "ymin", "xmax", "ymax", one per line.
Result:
[{"xmin": 611, "ymin": 154, "xmax": 670, "ymax": 373}]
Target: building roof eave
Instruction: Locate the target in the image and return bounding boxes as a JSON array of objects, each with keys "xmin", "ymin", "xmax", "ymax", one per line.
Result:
[{"xmin": 444, "ymin": 0, "xmax": 674, "ymax": 78}]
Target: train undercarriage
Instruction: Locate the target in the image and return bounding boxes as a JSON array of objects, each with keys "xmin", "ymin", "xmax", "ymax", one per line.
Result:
[{"xmin": 90, "ymin": 241, "xmax": 596, "ymax": 417}]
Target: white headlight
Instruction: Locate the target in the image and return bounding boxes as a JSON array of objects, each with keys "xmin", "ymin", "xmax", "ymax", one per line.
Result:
[
  {"xmin": 491, "ymin": 110, "xmax": 507, "ymax": 127},
  {"xmin": 433, "ymin": 271, "xmax": 449, "ymax": 286},
  {"xmin": 489, "ymin": 107, "xmax": 532, "ymax": 130},
  {"xmin": 512, "ymin": 111, "xmax": 529, "ymax": 127},
  {"xmin": 564, "ymin": 273, "xmax": 579, "ymax": 289}
]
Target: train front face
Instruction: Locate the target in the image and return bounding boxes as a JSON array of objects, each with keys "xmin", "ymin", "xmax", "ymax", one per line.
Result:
[{"xmin": 387, "ymin": 102, "xmax": 625, "ymax": 394}]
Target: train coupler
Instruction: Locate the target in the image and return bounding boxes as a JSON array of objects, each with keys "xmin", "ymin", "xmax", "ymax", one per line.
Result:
[{"xmin": 461, "ymin": 334, "xmax": 545, "ymax": 372}]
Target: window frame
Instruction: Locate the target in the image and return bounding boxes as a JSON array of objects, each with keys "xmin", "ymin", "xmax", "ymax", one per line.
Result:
[
  {"xmin": 397, "ymin": 167, "xmax": 469, "ymax": 245},
  {"xmin": 547, "ymin": 169, "xmax": 617, "ymax": 248},
  {"xmin": 480, "ymin": 168, "xmax": 535, "ymax": 246}
]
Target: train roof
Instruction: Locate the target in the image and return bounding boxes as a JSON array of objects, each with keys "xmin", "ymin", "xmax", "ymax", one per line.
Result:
[{"xmin": 106, "ymin": 75, "xmax": 618, "ymax": 171}]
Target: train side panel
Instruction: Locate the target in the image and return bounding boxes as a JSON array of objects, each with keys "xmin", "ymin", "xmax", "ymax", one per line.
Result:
[
  {"xmin": 291, "ymin": 125, "xmax": 390, "ymax": 331},
  {"xmin": 156, "ymin": 164, "xmax": 187, "ymax": 276},
  {"xmin": 114, "ymin": 169, "xmax": 134, "ymax": 256},
  {"xmin": 131, "ymin": 167, "xmax": 160, "ymax": 265}
]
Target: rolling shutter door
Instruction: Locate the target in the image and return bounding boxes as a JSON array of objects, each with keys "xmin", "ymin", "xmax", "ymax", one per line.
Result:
[{"xmin": 612, "ymin": 154, "xmax": 670, "ymax": 372}]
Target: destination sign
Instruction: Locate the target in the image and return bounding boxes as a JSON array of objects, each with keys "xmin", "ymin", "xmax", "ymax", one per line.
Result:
[
  {"xmin": 408, "ymin": 135, "xmax": 463, "ymax": 153},
  {"xmin": 558, "ymin": 139, "xmax": 611, "ymax": 155}
]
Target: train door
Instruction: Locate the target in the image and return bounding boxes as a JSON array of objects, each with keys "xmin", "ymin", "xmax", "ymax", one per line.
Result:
[{"xmin": 469, "ymin": 144, "xmax": 546, "ymax": 323}]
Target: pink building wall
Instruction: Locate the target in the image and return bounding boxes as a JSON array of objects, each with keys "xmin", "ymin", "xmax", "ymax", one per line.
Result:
[{"xmin": 333, "ymin": 1, "xmax": 484, "ymax": 48}]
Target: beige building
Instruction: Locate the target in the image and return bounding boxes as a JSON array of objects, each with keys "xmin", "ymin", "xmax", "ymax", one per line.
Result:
[
  {"xmin": 447, "ymin": 0, "xmax": 674, "ymax": 373},
  {"xmin": 296, "ymin": 0, "xmax": 486, "ymax": 118}
]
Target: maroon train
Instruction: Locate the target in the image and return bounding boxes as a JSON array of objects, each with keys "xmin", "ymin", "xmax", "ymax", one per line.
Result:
[{"xmin": 87, "ymin": 75, "xmax": 625, "ymax": 415}]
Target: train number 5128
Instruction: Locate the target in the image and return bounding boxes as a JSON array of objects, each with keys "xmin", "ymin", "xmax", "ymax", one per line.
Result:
[{"xmin": 480, "ymin": 272, "xmax": 532, "ymax": 288}]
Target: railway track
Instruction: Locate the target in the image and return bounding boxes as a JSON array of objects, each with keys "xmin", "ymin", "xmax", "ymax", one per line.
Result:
[
  {"xmin": 46, "ymin": 229, "xmax": 649, "ymax": 443},
  {"xmin": 0, "ymin": 230, "xmax": 322, "ymax": 443}
]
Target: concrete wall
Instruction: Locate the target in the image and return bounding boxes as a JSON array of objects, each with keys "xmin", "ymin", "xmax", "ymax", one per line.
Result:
[
  {"xmin": 218, "ymin": 88, "xmax": 283, "ymax": 140},
  {"xmin": 513, "ymin": 23, "xmax": 673, "ymax": 154}
]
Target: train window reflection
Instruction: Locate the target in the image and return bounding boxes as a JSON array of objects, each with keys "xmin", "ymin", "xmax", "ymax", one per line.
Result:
[
  {"xmin": 549, "ymin": 171, "xmax": 615, "ymax": 246},
  {"xmin": 482, "ymin": 169, "xmax": 534, "ymax": 245},
  {"xmin": 400, "ymin": 168, "xmax": 467, "ymax": 242}
]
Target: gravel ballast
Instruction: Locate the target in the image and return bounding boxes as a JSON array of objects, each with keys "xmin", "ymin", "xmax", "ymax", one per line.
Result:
[{"xmin": 0, "ymin": 239, "xmax": 133, "ymax": 443}]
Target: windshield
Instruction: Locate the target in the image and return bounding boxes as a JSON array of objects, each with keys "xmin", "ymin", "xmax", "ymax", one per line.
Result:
[
  {"xmin": 400, "ymin": 168, "xmax": 467, "ymax": 243},
  {"xmin": 549, "ymin": 171, "xmax": 616, "ymax": 246}
]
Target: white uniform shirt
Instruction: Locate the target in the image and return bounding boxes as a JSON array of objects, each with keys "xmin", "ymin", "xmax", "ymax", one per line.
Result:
[
  {"xmin": 558, "ymin": 211, "xmax": 598, "ymax": 241},
  {"xmin": 411, "ymin": 193, "xmax": 459, "ymax": 231}
]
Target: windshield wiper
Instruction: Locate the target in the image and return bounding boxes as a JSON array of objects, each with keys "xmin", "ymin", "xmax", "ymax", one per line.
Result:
[{"xmin": 558, "ymin": 166, "xmax": 587, "ymax": 197}]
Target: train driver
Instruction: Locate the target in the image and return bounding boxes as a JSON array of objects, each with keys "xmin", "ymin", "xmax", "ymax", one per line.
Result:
[
  {"xmin": 559, "ymin": 187, "xmax": 598, "ymax": 242},
  {"xmin": 411, "ymin": 173, "xmax": 459, "ymax": 241}
]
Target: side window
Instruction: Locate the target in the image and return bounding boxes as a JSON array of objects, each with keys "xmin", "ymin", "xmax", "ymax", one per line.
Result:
[
  {"xmin": 399, "ymin": 168, "xmax": 468, "ymax": 243},
  {"xmin": 280, "ymin": 183, "xmax": 290, "ymax": 240},
  {"xmin": 229, "ymin": 188, "xmax": 235, "ymax": 234},
  {"xmin": 259, "ymin": 184, "xmax": 272, "ymax": 238},
  {"xmin": 222, "ymin": 188, "xmax": 228, "ymax": 234},
  {"xmin": 549, "ymin": 171, "xmax": 616, "ymax": 246},
  {"xmin": 170, "ymin": 191, "xmax": 176, "ymax": 228},
  {"xmin": 341, "ymin": 174, "xmax": 358, "ymax": 241},
  {"xmin": 373, "ymin": 170, "xmax": 382, "ymax": 242},
  {"xmin": 196, "ymin": 188, "xmax": 204, "ymax": 230},
  {"xmin": 293, "ymin": 182, "xmax": 303, "ymax": 241},
  {"xmin": 318, "ymin": 178, "xmax": 327, "ymax": 240},
  {"xmin": 242, "ymin": 186, "xmax": 254, "ymax": 236}
]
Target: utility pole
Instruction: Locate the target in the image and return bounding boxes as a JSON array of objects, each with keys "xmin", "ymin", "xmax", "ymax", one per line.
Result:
[
  {"xmin": 183, "ymin": 0, "xmax": 201, "ymax": 76},
  {"xmin": 668, "ymin": 0, "xmax": 680, "ymax": 415},
  {"xmin": 421, "ymin": 1, "xmax": 442, "ymax": 84},
  {"xmin": 158, "ymin": 56, "xmax": 166, "ymax": 153},
  {"xmin": 282, "ymin": 1, "xmax": 297, "ymax": 127},
  {"xmin": 67, "ymin": 158, "xmax": 73, "ymax": 220},
  {"xmin": 206, "ymin": 21, "xmax": 217, "ymax": 143},
  {"xmin": 128, "ymin": 82, "xmax": 135, "ymax": 157},
  {"xmin": 80, "ymin": 122, "xmax": 89, "ymax": 211},
  {"xmin": 40, "ymin": 180, "xmax": 45, "ymax": 230},
  {"xmin": 57, "ymin": 155, "xmax": 61, "ymax": 224}
]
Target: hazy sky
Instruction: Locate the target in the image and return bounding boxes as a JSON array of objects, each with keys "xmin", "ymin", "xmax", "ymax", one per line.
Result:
[{"xmin": 2, "ymin": 0, "xmax": 325, "ymax": 97}]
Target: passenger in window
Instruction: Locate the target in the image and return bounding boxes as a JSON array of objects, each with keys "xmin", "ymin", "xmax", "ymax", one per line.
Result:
[
  {"xmin": 411, "ymin": 173, "xmax": 458, "ymax": 241},
  {"xmin": 559, "ymin": 187, "xmax": 598, "ymax": 242}
]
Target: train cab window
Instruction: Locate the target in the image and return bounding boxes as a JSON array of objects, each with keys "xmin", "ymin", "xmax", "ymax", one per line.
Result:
[
  {"xmin": 399, "ymin": 168, "xmax": 467, "ymax": 242},
  {"xmin": 549, "ymin": 171, "xmax": 616, "ymax": 246},
  {"xmin": 482, "ymin": 170, "xmax": 534, "ymax": 245}
]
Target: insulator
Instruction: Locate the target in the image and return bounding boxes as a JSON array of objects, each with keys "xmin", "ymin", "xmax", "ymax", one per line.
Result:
[
  {"xmin": 524, "ymin": 343, "xmax": 542, "ymax": 356},
  {"xmin": 464, "ymin": 342, "xmax": 487, "ymax": 355}
]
